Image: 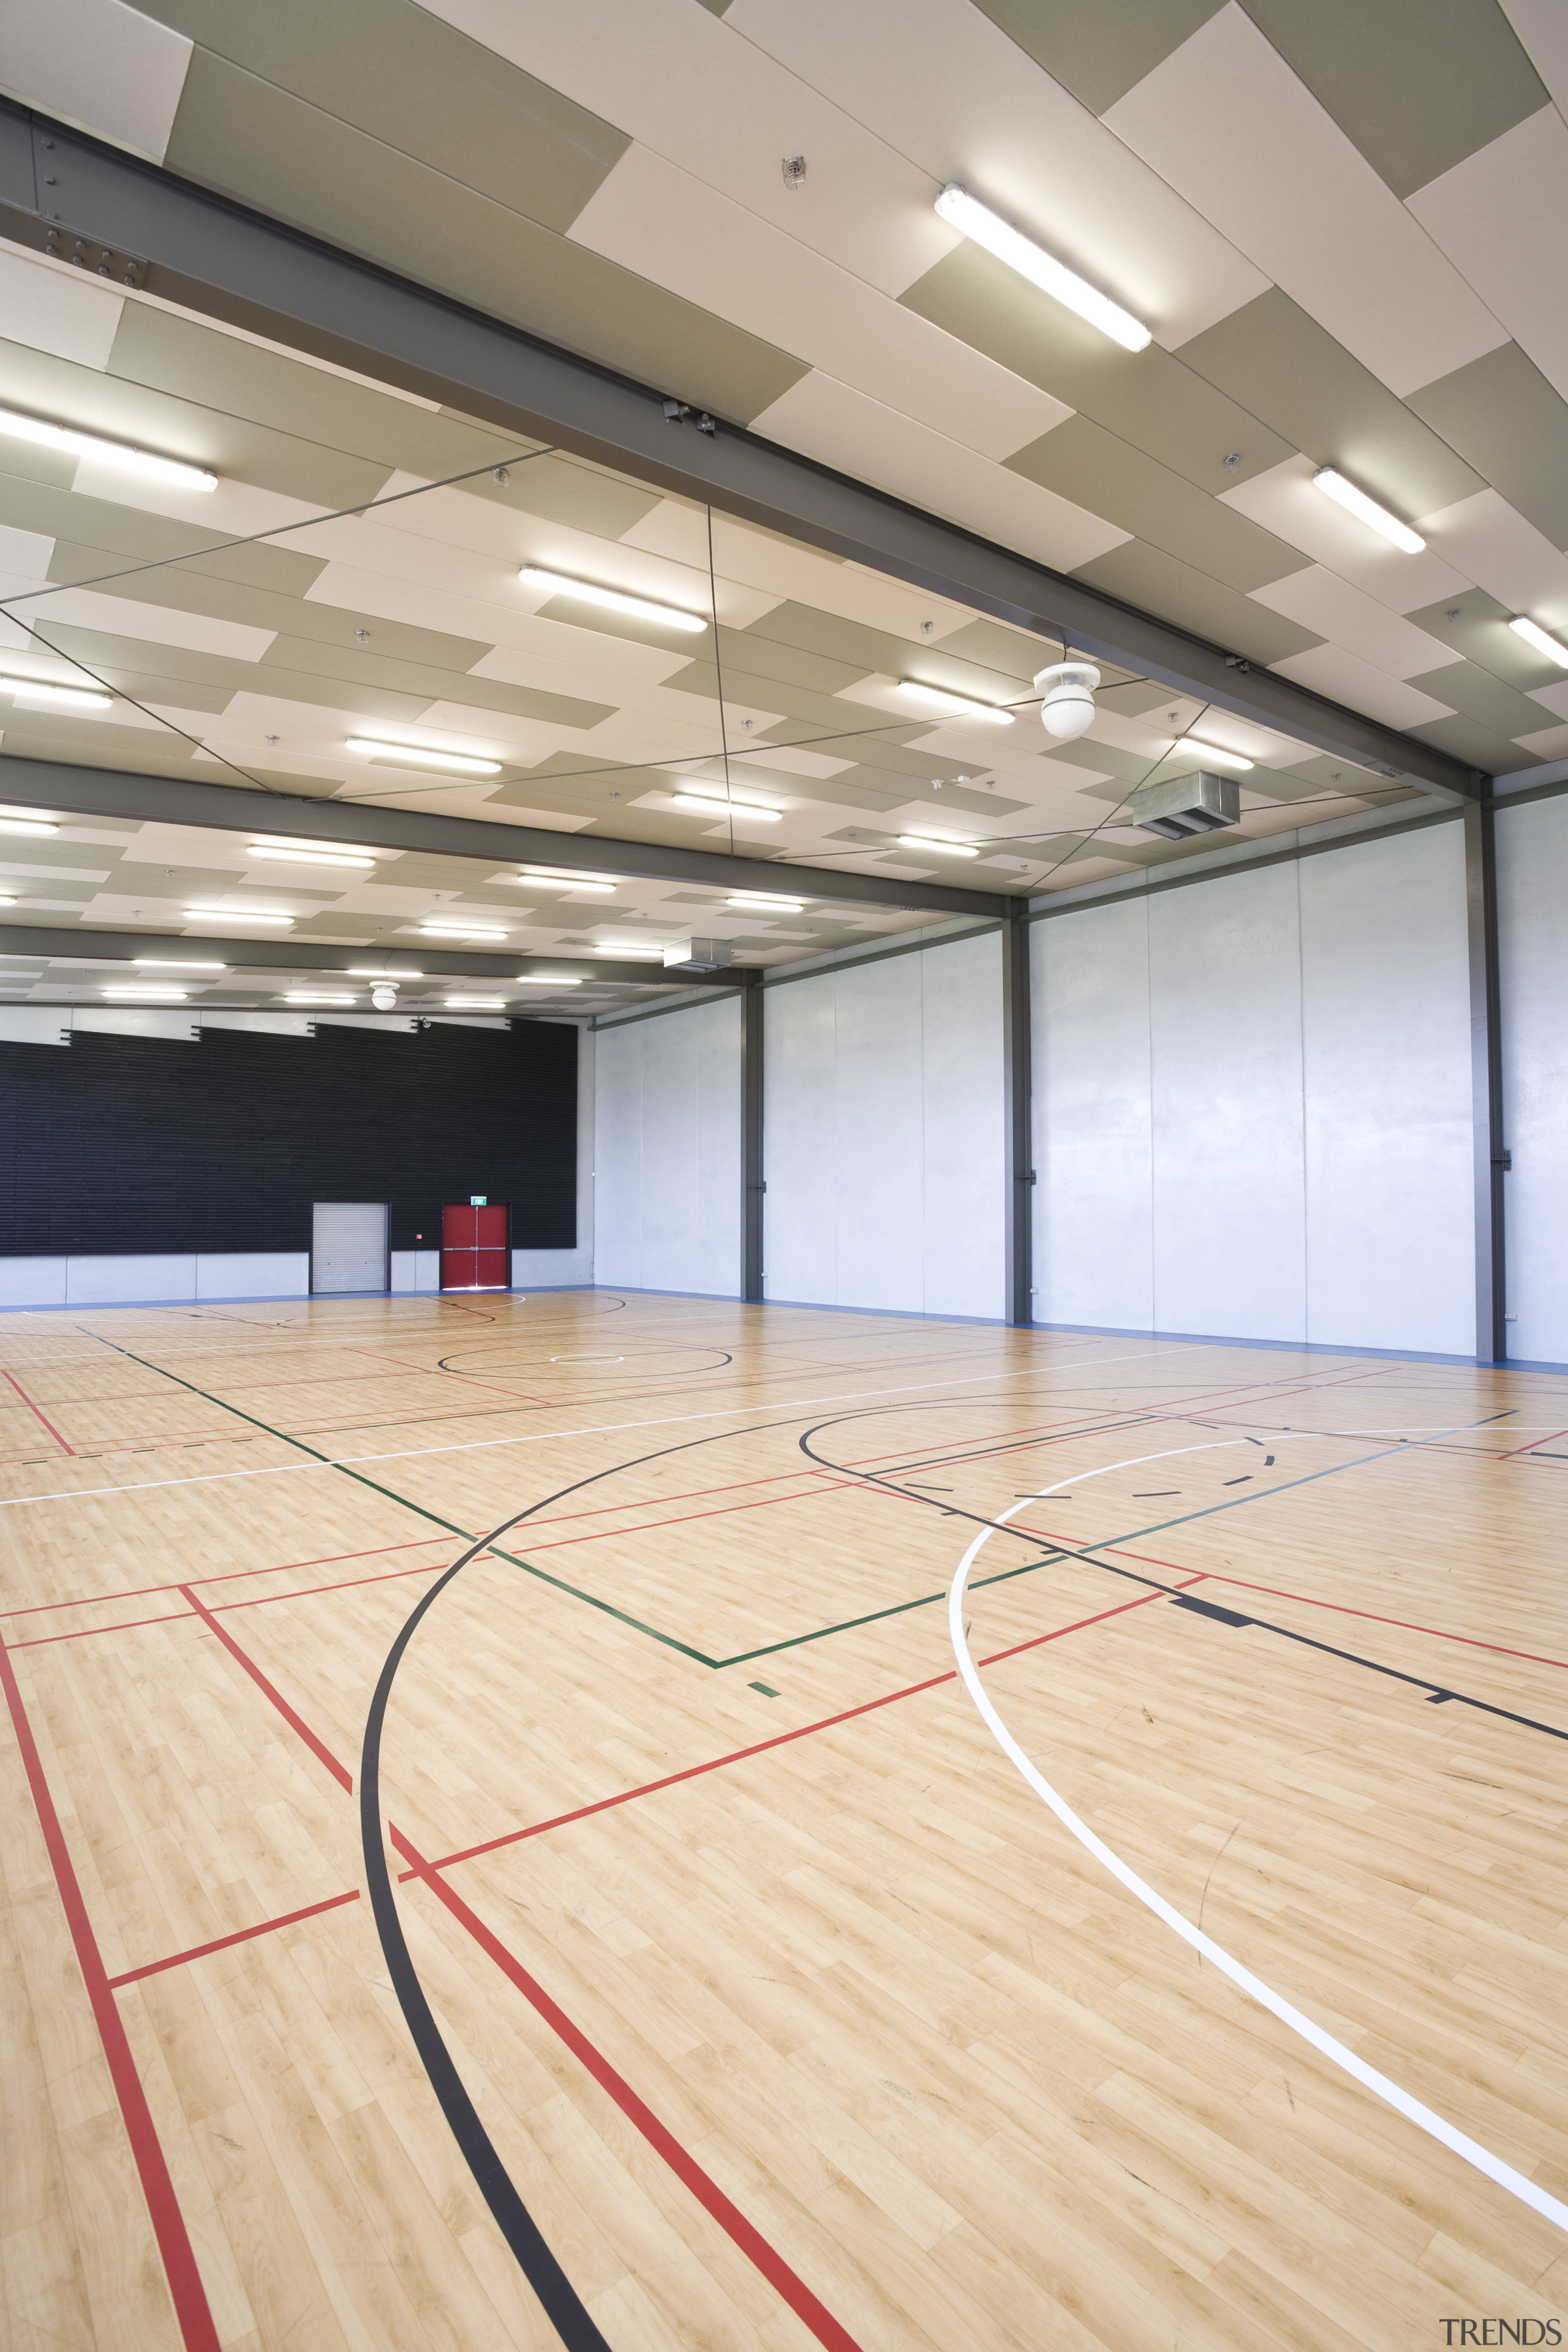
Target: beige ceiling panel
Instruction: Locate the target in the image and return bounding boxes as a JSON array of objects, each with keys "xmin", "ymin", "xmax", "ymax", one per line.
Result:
[
  {"xmin": 469, "ymin": 636, "xmax": 693, "ymax": 695},
  {"xmin": 1403, "ymin": 658, "xmax": 1559, "ymax": 742},
  {"xmin": 164, "ymin": 54, "xmax": 807, "ymax": 426},
  {"xmin": 0, "ymin": 712, "xmax": 205, "ymax": 767},
  {"xmin": 1268, "ymin": 643, "xmax": 1455, "ymax": 729},
  {"xmin": 1006, "ymin": 415, "xmax": 1307, "ymax": 594},
  {"xmin": 567, "ymin": 144, "xmax": 1072, "ymax": 458},
  {"xmin": 9, "ymin": 489, "xmax": 324, "ymax": 597},
  {"xmin": 900, "ymin": 249, "xmax": 1291, "ymax": 491},
  {"xmin": 1513, "ymin": 720, "xmax": 1568, "ymax": 759},
  {"xmin": 1248, "ymin": 567, "xmax": 1463, "ymax": 680},
  {"xmin": 1178, "ymin": 289, "xmax": 1486, "ymax": 521},
  {"xmin": 623, "ymin": 506, "xmax": 984, "ymax": 646},
  {"xmin": 26, "ymin": 583, "xmax": 274, "ymax": 661},
  {"xmin": 1406, "ymin": 710, "xmax": 1542, "ymax": 772},
  {"xmin": 1072, "ymin": 540, "xmax": 1323, "ymax": 669},
  {"xmin": 736, "ymin": 0, "xmax": 1267, "ymax": 346},
  {"xmin": 105, "ymin": 304, "xmax": 522, "ymax": 482},
  {"xmin": 31, "ymin": 623, "xmax": 268, "ymax": 698},
  {"xmin": 0, "ymin": 250, "xmax": 124, "ymax": 371},
  {"xmin": 2, "ymin": 0, "xmax": 192, "ymax": 163},
  {"xmin": 965, "ymin": 0, "xmax": 1222, "ymax": 115},
  {"xmin": 750, "ymin": 373, "xmax": 1127, "ymax": 576},
  {"xmin": 92, "ymin": 673, "xmax": 236, "ymax": 717},
  {"xmin": 1218, "ymin": 456, "xmax": 1474, "ymax": 614},
  {"xmin": 1104, "ymin": 5, "xmax": 1508, "ymax": 396},
  {"xmin": 1422, "ymin": 488, "xmax": 1568, "ymax": 622},
  {"xmin": 747, "ymin": 600, "xmax": 1031, "ymax": 699},
  {"xmin": 1500, "ymin": 0, "xmax": 1568, "ymax": 111},
  {"xmin": 454, "ymin": 456, "xmax": 662, "ymax": 541},
  {"xmin": 1242, "ymin": 0, "xmax": 1547, "ymax": 201},
  {"xmin": 1400, "ymin": 586, "xmax": 1551, "ymax": 693},
  {"xmin": 1407, "ymin": 107, "xmax": 1568, "ymax": 405},
  {"xmin": 418, "ymin": 0, "xmax": 953, "ymax": 295},
  {"xmin": 142, "ymin": 0, "xmax": 627, "ymax": 225},
  {"xmin": 1406, "ymin": 342, "xmax": 1568, "ymax": 553}
]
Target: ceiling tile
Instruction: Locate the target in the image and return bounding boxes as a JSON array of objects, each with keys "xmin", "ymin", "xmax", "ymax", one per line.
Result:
[
  {"xmin": 1069, "ymin": 540, "xmax": 1324, "ymax": 668},
  {"xmin": 1421, "ymin": 488, "xmax": 1568, "ymax": 622},
  {"xmin": 967, "ymin": 0, "xmax": 1224, "ymax": 115},
  {"xmin": 1403, "ymin": 657, "xmax": 1558, "ymax": 740},
  {"xmin": 1407, "ymin": 105, "xmax": 1568, "ymax": 404},
  {"xmin": 3, "ymin": 0, "xmax": 192, "ymax": 164},
  {"xmin": 1406, "ymin": 341, "xmax": 1568, "ymax": 551},
  {"xmin": 1219, "ymin": 456, "xmax": 1474, "ymax": 613},
  {"xmin": 1267, "ymin": 643, "xmax": 1455, "ymax": 728},
  {"xmin": 1499, "ymin": 0, "xmax": 1568, "ymax": 111},
  {"xmin": 1406, "ymin": 710, "xmax": 1542, "ymax": 770},
  {"xmin": 1104, "ymin": 3, "xmax": 1509, "ymax": 395},
  {"xmin": 0, "ymin": 251, "xmax": 123, "ymax": 372},
  {"xmin": 1240, "ymin": 0, "xmax": 1547, "ymax": 200},
  {"xmin": 1248, "ymin": 566, "xmax": 1463, "ymax": 678}
]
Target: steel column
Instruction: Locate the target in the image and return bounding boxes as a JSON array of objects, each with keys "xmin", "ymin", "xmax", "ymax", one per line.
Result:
[
  {"xmin": 1464, "ymin": 789, "xmax": 1509, "ymax": 1363},
  {"xmin": 1002, "ymin": 911, "xmax": 1033, "ymax": 1327},
  {"xmin": 741, "ymin": 973, "xmax": 765, "ymax": 1303}
]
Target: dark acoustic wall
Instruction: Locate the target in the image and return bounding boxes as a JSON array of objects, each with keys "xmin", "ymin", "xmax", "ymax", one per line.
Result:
[{"xmin": 0, "ymin": 1020, "xmax": 577, "ymax": 1257}]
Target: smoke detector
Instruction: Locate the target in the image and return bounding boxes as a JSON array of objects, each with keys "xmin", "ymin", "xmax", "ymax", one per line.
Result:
[{"xmin": 1035, "ymin": 660, "xmax": 1100, "ymax": 742}]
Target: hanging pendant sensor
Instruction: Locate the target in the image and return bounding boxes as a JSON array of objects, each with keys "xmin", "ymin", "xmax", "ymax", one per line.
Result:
[{"xmin": 1130, "ymin": 769, "xmax": 1242, "ymax": 840}]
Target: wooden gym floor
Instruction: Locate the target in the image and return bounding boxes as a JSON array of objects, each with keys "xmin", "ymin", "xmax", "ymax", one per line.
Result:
[{"xmin": 2, "ymin": 1289, "xmax": 1566, "ymax": 2351}]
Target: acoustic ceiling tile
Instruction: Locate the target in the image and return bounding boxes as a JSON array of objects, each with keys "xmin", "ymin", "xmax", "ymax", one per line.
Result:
[
  {"xmin": 1407, "ymin": 105, "xmax": 1568, "ymax": 406},
  {"xmin": 28, "ymin": 585, "xmax": 275, "ymax": 662},
  {"xmin": 1406, "ymin": 341, "xmax": 1568, "ymax": 553},
  {"xmin": 729, "ymin": 0, "xmax": 1268, "ymax": 345},
  {"xmin": 0, "ymin": 251, "xmax": 124, "ymax": 373},
  {"xmin": 1267, "ymin": 643, "xmax": 1455, "ymax": 729},
  {"xmin": 2, "ymin": 0, "xmax": 193, "ymax": 163},
  {"xmin": 566, "ymin": 144, "xmax": 1072, "ymax": 458},
  {"xmin": 1248, "ymin": 565, "xmax": 1463, "ymax": 679},
  {"xmin": 1421, "ymin": 488, "xmax": 1568, "ymax": 621},
  {"xmin": 1406, "ymin": 710, "xmax": 1544, "ymax": 771},
  {"xmin": 1499, "ymin": 0, "xmax": 1568, "ymax": 111},
  {"xmin": 1103, "ymin": 3, "xmax": 1509, "ymax": 395},
  {"xmin": 748, "ymin": 372, "xmax": 1128, "ymax": 578},
  {"xmin": 1219, "ymin": 457, "xmax": 1474, "ymax": 613},
  {"xmin": 965, "ymin": 0, "xmax": 1224, "ymax": 117},
  {"xmin": 1403, "ymin": 657, "xmax": 1561, "ymax": 740},
  {"xmin": 1070, "ymin": 538, "xmax": 1324, "ymax": 669}
]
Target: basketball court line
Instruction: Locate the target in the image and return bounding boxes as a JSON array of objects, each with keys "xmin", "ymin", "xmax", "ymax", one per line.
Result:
[{"xmin": 107, "ymin": 1891, "xmax": 363, "ymax": 1987}]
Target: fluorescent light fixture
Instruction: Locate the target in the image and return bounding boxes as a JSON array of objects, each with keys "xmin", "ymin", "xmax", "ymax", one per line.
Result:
[
  {"xmin": 282, "ymin": 992, "xmax": 355, "ymax": 1005},
  {"xmin": 134, "ymin": 958, "xmax": 227, "ymax": 970},
  {"xmin": 344, "ymin": 737, "xmax": 502, "ymax": 775},
  {"xmin": 519, "ymin": 566, "xmax": 707, "ymax": 633},
  {"xmin": 0, "ymin": 895, "xmax": 15, "ymax": 906},
  {"xmin": 897, "ymin": 834, "xmax": 981, "ymax": 859},
  {"xmin": 935, "ymin": 184, "xmax": 1151, "ymax": 352},
  {"xmin": 0, "ymin": 816, "xmax": 59, "ymax": 837},
  {"xmin": 186, "ymin": 907, "xmax": 293, "ymax": 925},
  {"xmin": 102, "ymin": 986, "xmax": 189, "ymax": 1000},
  {"xmin": 420, "ymin": 922, "xmax": 508, "ymax": 940},
  {"xmin": 514, "ymin": 973, "xmax": 584, "ymax": 986},
  {"xmin": 895, "ymin": 680, "xmax": 1014, "ymax": 725},
  {"xmin": 0, "ymin": 405, "xmax": 217, "ymax": 491},
  {"xmin": 1311, "ymin": 468, "xmax": 1425, "ymax": 554},
  {"xmin": 443, "ymin": 997, "xmax": 507, "ymax": 1009},
  {"xmin": 593, "ymin": 944, "xmax": 658, "ymax": 959},
  {"xmin": 728, "ymin": 892, "xmax": 805, "ymax": 912},
  {"xmin": 511, "ymin": 870, "xmax": 616, "ymax": 893},
  {"xmin": 348, "ymin": 966, "xmax": 424, "ymax": 978},
  {"xmin": 1171, "ymin": 738, "xmax": 1254, "ymax": 772},
  {"xmin": 0, "ymin": 674, "xmax": 113, "ymax": 711},
  {"xmin": 1509, "ymin": 615, "xmax": 1568, "ymax": 668},
  {"xmin": 670, "ymin": 791, "xmax": 782, "ymax": 823},
  {"xmin": 248, "ymin": 843, "xmax": 375, "ymax": 870}
]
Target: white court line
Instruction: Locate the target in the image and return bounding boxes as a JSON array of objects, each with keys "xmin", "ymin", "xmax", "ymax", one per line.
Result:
[{"xmin": 948, "ymin": 1436, "xmax": 1568, "ymax": 2238}]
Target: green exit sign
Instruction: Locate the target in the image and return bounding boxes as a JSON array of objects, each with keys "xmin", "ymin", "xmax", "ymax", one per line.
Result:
[{"xmin": 470, "ymin": 1194, "xmax": 487, "ymax": 1205}]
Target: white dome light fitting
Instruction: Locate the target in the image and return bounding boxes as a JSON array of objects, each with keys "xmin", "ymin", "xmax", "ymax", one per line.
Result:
[
  {"xmin": 370, "ymin": 984, "xmax": 400, "ymax": 1011},
  {"xmin": 935, "ymin": 186, "xmax": 1152, "ymax": 352},
  {"xmin": 1035, "ymin": 660, "xmax": 1101, "ymax": 742}
]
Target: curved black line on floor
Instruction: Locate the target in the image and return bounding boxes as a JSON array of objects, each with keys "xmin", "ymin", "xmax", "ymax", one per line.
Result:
[{"xmin": 361, "ymin": 1389, "xmax": 1566, "ymax": 2342}]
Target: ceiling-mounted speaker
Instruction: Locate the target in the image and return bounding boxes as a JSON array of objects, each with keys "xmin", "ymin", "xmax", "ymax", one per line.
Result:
[{"xmin": 1129, "ymin": 769, "xmax": 1242, "ymax": 840}]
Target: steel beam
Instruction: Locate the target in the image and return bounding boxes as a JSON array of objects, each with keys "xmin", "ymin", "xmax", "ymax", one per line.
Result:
[
  {"xmin": 0, "ymin": 102, "xmax": 1480, "ymax": 810},
  {"xmin": 0, "ymin": 756, "xmax": 1005, "ymax": 920},
  {"xmin": 1464, "ymin": 792, "xmax": 1509, "ymax": 1362},
  {"xmin": 1001, "ymin": 912, "xmax": 1034, "ymax": 1326}
]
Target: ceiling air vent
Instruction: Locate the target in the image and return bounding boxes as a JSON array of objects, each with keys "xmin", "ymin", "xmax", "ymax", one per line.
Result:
[
  {"xmin": 1129, "ymin": 769, "xmax": 1242, "ymax": 840},
  {"xmin": 662, "ymin": 937, "xmax": 733, "ymax": 973}
]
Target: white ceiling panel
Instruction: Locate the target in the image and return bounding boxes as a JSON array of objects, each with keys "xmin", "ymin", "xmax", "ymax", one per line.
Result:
[
  {"xmin": 1423, "ymin": 488, "xmax": 1568, "ymax": 622},
  {"xmin": 1498, "ymin": 0, "xmax": 1568, "ymax": 120},
  {"xmin": 0, "ymin": 247, "xmax": 124, "ymax": 369},
  {"xmin": 1268, "ymin": 644, "xmax": 1456, "ymax": 729},
  {"xmin": 17, "ymin": 585, "xmax": 276, "ymax": 660},
  {"xmin": 1407, "ymin": 105, "xmax": 1568, "ymax": 406},
  {"xmin": 730, "ymin": 0, "xmax": 1271, "ymax": 346},
  {"xmin": 1249, "ymin": 566, "xmax": 1464, "ymax": 679},
  {"xmin": 0, "ymin": 0, "xmax": 192, "ymax": 164},
  {"xmin": 1106, "ymin": 4, "xmax": 1509, "ymax": 395},
  {"xmin": 1221, "ymin": 456, "xmax": 1474, "ymax": 612}
]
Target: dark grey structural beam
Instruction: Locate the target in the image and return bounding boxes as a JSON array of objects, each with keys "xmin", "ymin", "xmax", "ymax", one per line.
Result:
[
  {"xmin": 741, "ymin": 973, "xmax": 764, "ymax": 1303},
  {"xmin": 1001, "ymin": 913, "xmax": 1033, "ymax": 1327},
  {"xmin": 0, "ymin": 104, "xmax": 1479, "ymax": 810},
  {"xmin": 0, "ymin": 919, "xmax": 722, "ymax": 990},
  {"xmin": 1464, "ymin": 793, "xmax": 1509, "ymax": 1362},
  {"xmin": 0, "ymin": 756, "xmax": 1005, "ymax": 921}
]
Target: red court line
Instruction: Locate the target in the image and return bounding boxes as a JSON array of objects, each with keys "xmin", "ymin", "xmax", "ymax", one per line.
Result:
[
  {"xmin": 178, "ymin": 1586, "xmax": 353, "ymax": 1793},
  {"xmin": 393, "ymin": 1825, "xmax": 865, "ymax": 2352},
  {"xmin": 1501, "ymin": 1423, "xmax": 1568, "ymax": 1460},
  {"xmin": 1, "ymin": 1368, "xmax": 77, "ymax": 1454},
  {"xmin": 0, "ymin": 1534, "xmax": 460, "ymax": 1626},
  {"xmin": 12, "ymin": 1609, "xmax": 197, "ymax": 1649},
  {"xmin": 109, "ymin": 1890, "xmax": 361, "ymax": 1987},
  {"xmin": 410, "ymin": 1583, "xmax": 1197, "ymax": 1879},
  {"xmin": 0, "ymin": 1632, "xmax": 221, "ymax": 2352}
]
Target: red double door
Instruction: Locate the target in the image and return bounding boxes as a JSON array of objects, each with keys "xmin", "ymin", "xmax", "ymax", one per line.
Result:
[{"xmin": 440, "ymin": 1202, "xmax": 510, "ymax": 1291}]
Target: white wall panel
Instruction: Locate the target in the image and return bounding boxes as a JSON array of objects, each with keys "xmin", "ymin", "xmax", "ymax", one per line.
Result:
[
  {"xmin": 1031, "ymin": 897, "xmax": 1153, "ymax": 1331},
  {"xmin": 593, "ymin": 997, "xmax": 741, "ymax": 1295},
  {"xmin": 1301, "ymin": 827, "xmax": 1474, "ymax": 1354},
  {"xmin": 1031, "ymin": 823, "xmax": 1476, "ymax": 1354},
  {"xmin": 764, "ymin": 933, "xmax": 1003, "ymax": 1317},
  {"xmin": 1498, "ymin": 793, "xmax": 1568, "ymax": 1363},
  {"xmin": 1149, "ymin": 862, "xmax": 1306, "ymax": 1343},
  {"xmin": 197, "ymin": 1253, "xmax": 309, "ymax": 1300},
  {"xmin": 0, "ymin": 1260, "xmax": 69, "ymax": 1308},
  {"xmin": 66, "ymin": 1255, "xmax": 197, "ymax": 1303}
]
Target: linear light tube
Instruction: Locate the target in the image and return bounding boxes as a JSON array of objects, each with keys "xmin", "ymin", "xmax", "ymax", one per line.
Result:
[
  {"xmin": 728, "ymin": 892, "xmax": 804, "ymax": 911},
  {"xmin": 511, "ymin": 872, "xmax": 616, "ymax": 892},
  {"xmin": 897, "ymin": 834, "xmax": 981, "ymax": 858},
  {"xmin": 593, "ymin": 944, "xmax": 659, "ymax": 958},
  {"xmin": 134, "ymin": 958, "xmax": 227, "ymax": 970},
  {"xmin": 344, "ymin": 737, "xmax": 502, "ymax": 775},
  {"xmin": 102, "ymin": 986, "xmax": 189, "ymax": 1000},
  {"xmin": 248, "ymin": 844, "xmax": 375, "ymax": 869},
  {"xmin": 0, "ymin": 675, "xmax": 112, "ymax": 710},
  {"xmin": 282, "ymin": 992, "xmax": 355, "ymax": 1005},
  {"xmin": 1174, "ymin": 739, "xmax": 1254, "ymax": 772},
  {"xmin": 935, "ymin": 184, "xmax": 1151, "ymax": 352},
  {"xmin": 1509, "ymin": 616, "xmax": 1568, "ymax": 668},
  {"xmin": 443, "ymin": 997, "xmax": 508, "ymax": 1009},
  {"xmin": 186, "ymin": 907, "xmax": 293, "ymax": 925},
  {"xmin": 420, "ymin": 922, "xmax": 508, "ymax": 940},
  {"xmin": 520, "ymin": 567, "xmax": 707, "ymax": 632},
  {"xmin": 0, "ymin": 405, "xmax": 217, "ymax": 491},
  {"xmin": 348, "ymin": 966, "xmax": 424, "ymax": 978},
  {"xmin": 1311, "ymin": 469, "xmax": 1425, "ymax": 554},
  {"xmin": 0, "ymin": 817, "xmax": 59, "ymax": 837},
  {"xmin": 670, "ymin": 792, "xmax": 782, "ymax": 823},
  {"xmin": 895, "ymin": 680, "xmax": 1014, "ymax": 725},
  {"xmin": 0, "ymin": 895, "xmax": 15, "ymax": 905},
  {"xmin": 518, "ymin": 865, "xmax": 618, "ymax": 886},
  {"xmin": 514, "ymin": 974, "xmax": 584, "ymax": 985}
]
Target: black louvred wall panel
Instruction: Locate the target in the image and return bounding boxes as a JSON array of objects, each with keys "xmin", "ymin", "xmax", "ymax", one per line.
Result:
[{"xmin": 0, "ymin": 1021, "xmax": 576, "ymax": 1256}]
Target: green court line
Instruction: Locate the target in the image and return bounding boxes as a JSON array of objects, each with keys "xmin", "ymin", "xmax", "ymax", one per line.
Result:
[{"xmin": 716, "ymin": 1553, "xmax": 1064, "ymax": 1667}]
